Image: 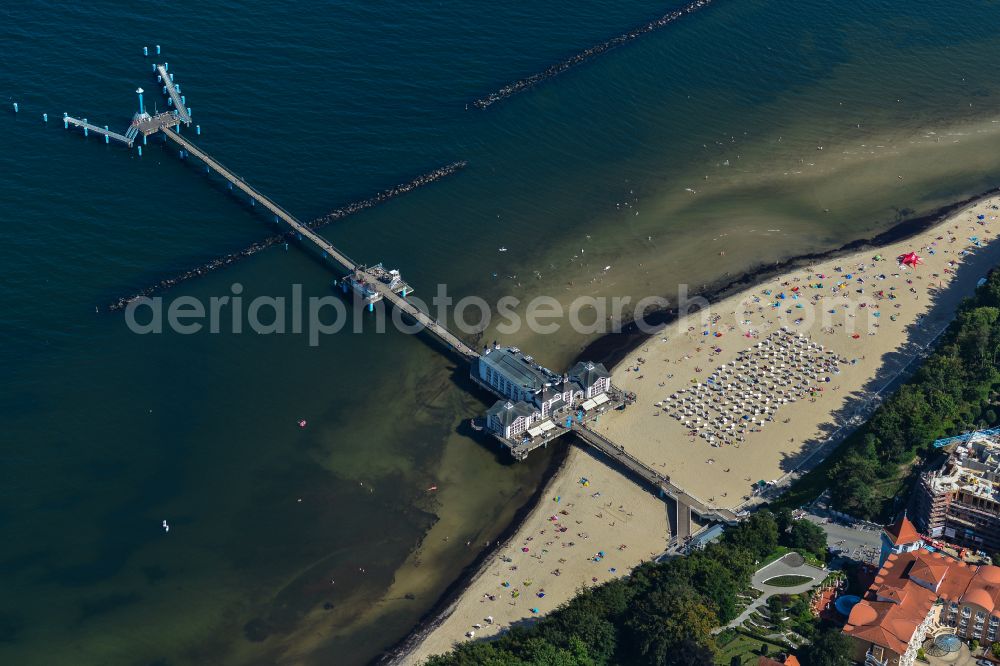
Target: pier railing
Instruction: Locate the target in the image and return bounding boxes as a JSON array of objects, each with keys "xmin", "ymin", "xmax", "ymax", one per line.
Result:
[
  {"xmin": 63, "ymin": 116, "xmax": 134, "ymax": 147},
  {"xmin": 161, "ymin": 128, "xmax": 478, "ymax": 360},
  {"xmin": 571, "ymin": 423, "xmax": 737, "ymax": 526},
  {"xmin": 156, "ymin": 64, "xmax": 191, "ymax": 124}
]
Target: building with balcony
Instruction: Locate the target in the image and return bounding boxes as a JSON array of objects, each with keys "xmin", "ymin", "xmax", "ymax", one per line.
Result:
[
  {"xmin": 474, "ymin": 346, "xmax": 613, "ymax": 444},
  {"xmin": 567, "ymin": 360, "xmax": 611, "ymax": 399},
  {"xmin": 486, "ymin": 400, "xmax": 539, "ymax": 440},
  {"xmin": 844, "ymin": 520, "xmax": 1000, "ymax": 665},
  {"xmin": 914, "ymin": 431, "xmax": 1000, "ymax": 554}
]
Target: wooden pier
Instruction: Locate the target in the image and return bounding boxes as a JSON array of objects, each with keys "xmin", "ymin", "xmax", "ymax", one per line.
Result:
[
  {"xmin": 570, "ymin": 423, "xmax": 738, "ymax": 540},
  {"xmin": 161, "ymin": 128, "xmax": 480, "ymax": 361},
  {"xmin": 63, "ymin": 116, "xmax": 134, "ymax": 147},
  {"xmin": 156, "ymin": 64, "xmax": 191, "ymax": 124},
  {"xmin": 162, "ymin": 124, "xmax": 734, "ymax": 536},
  {"xmin": 54, "ymin": 56, "xmax": 741, "ymax": 540},
  {"xmin": 131, "ymin": 111, "xmax": 182, "ymax": 136},
  {"xmin": 159, "ymin": 129, "xmax": 736, "ymax": 536}
]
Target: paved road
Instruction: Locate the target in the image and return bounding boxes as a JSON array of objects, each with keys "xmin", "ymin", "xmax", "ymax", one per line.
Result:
[{"xmin": 804, "ymin": 513, "xmax": 883, "ymax": 566}]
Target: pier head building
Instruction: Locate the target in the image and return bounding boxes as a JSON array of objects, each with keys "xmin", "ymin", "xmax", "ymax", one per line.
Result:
[{"xmin": 473, "ymin": 345, "xmax": 615, "ymax": 457}]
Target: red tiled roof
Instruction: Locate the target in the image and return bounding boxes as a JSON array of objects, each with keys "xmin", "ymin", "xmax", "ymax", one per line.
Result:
[
  {"xmin": 909, "ymin": 551, "xmax": 950, "ymax": 588},
  {"xmin": 758, "ymin": 656, "xmax": 800, "ymax": 666},
  {"xmin": 842, "ymin": 552, "xmax": 937, "ymax": 656},
  {"xmin": 844, "ymin": 597, "xmax": 934, "ymax": 655},
  {"xmin": 961, "ymin": 567, "xmax": 1000, "ymax": 613},
  {"xmin": 934, "ymin": 556, "xmax": 975, "ymax": 601},
  {"xmin": 873, "ymin": 584, "xmax": 907, "ymax": 604},
  {"xmin": 884, "ymin": 515, "xmax": 921, "ymax": 546},
  {"xmin": 844, "ymin": 547, "xmax": 1000, "ymax": 658}
]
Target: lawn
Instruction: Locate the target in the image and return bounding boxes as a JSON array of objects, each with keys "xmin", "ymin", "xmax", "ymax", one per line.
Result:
[
  {"xmin": 714, "ymin": 631, "xmax": 787, "ymax": 665},
  {"xmin": 760, "ymin": 546, "xmax": 825, "ymax": 570},
  {"xmin": 762, "ymin": 575, "xmax": 813, "ymax": 587}
]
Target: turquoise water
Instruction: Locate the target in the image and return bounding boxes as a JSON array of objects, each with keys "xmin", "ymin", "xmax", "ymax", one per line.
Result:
[{"xmin": 3, "ymin": 1, "xmax": 1000, "ymax": 664}]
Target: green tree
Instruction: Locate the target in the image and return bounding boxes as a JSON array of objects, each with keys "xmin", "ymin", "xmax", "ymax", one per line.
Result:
[
  {"xmin": 955, "ymin": 307, "xmax": 1000, "ymax": 370},
  {"xmin": 680, "ymin": 553, "xmax": 742, "ymax": 623},
  {"xmin": 766, "ymin": 595, "xmax": 785, "ymax": 616},
  {"xmin": 425, "ymin": 636, "xmax": 596, "ymax": 666},
  {"xmin": 799, "ymin": 626, "xmax": 852, "ymax": 666},
  {"xmin": 521, "ymin": 636, "xmax": 593, "ymax": 666},
  {"xmin": 623, "ymin": 584, "xmax": 717, "ymax": 665},
  {"xmin": 666, "ymin": 638, "xmax": 715, "ymax": 666},
  {"xmin": 830, "ymin": 473, "xmax": 876, "ymax": 518},
  {"xmin": 774, "ymin": 508, "xmax": 794, "ymax": 534},
  {"xmin": 724, "ymin": 511, "xmax": 778, "ymax": 561},
  {"xmin": 705, "ymin": 543, "xmax": 756, "ymax": 587},
  {"xmin": 539, "ymin": 599, "xmax": 618, "ymax": 666},
  {"xmin": 784, "ymin": 519, "xmax": 828, "ymax": 559}
]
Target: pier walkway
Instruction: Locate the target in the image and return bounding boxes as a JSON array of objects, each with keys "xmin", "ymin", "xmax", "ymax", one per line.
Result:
[
  {"xmin": 571, "ymin": 423, "xmax": 737, "ymax": 540},
  {"xmin": 64, "ymin": 116, "xmax": 134, "ymax": 147},
  {"xmin": 161, "ymin": 128, "xmax": 479, "ymax": 360},
  {"xmin": 156, "ymin": 64, "xmax": 191, "ymax": 124},
  {"xmin": 55, "ymin": 58, "xmax": 739, "ymax": 543}
]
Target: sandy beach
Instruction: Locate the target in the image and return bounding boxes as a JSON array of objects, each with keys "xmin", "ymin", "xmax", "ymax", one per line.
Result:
[
  {"xmin": 398, "ymin": 195, "xmax": 1000, "ymax": 664},
  {"xmin": 591, "ymin": 195, "xmax": 1000, "ymax": 514},
  {"xmin": 403, "ymin": 445, "xmax": 669, "ymax": 663}
]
